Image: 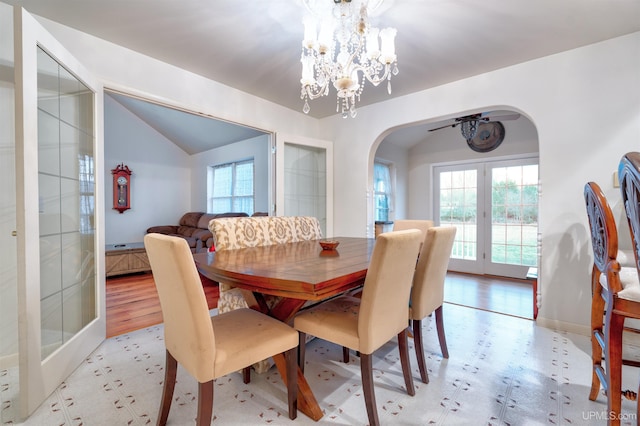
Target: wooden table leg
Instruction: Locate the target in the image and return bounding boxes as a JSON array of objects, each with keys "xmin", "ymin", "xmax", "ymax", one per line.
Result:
[
  {"xmin": 273, "ymin": 353, "xmax": 323, "ymax": 421},
  {"xmin": 268, "ymin": 297, "xmax": 323, "ymax": 421}
]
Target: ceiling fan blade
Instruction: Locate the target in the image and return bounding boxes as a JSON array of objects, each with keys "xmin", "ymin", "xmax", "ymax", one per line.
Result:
[
  {"xmin": 429, "ymin": 122, "xmax": 459, "ymax": 132},
  {"xmin": 481, "ymin": 112, "xmax": 521, "ymax": 122}
]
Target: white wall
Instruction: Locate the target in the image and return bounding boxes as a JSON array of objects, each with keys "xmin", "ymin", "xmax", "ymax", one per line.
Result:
[
  {"xmin": 30, "ymin": 12, "xmax": 640, "ymax": 332},
  {"xmin": 190, "ymin": 135, "xmax": 270, "ymax": 213},
  {"xmin": 104, "ymin": 94, "xmax": 191, "ymax": 244},
  {"xmin": 326, "ymin": 32, "xmax": 640, "ymax": 333}
]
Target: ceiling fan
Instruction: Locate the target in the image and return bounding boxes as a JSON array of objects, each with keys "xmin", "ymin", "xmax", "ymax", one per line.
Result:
[{"xmin": 429, "ymin": 111, "xmax": 521, "ymax": 152}]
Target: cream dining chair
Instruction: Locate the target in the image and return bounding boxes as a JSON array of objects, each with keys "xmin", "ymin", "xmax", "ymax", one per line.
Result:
[
  {"xmin": 344, "ymin": 219, "xmax": 453, "ymax": 381},
  {"xmin": 144, "ymin": 233, "xmax": 299, "ymax": 425},
  {"xmin": 392, "ymin": 219, "xmax": 434, "ymax": 237},
  {"xmin": 409, "ymin": 226, "xmax": 456, "ymax": 383},
  {"xmin": 341, "ymin": 219, "xmax": 435, "ymax": 364},
  {"xmin": 294, "ymin": 229, "xmax": 423, "ymax": 426}
]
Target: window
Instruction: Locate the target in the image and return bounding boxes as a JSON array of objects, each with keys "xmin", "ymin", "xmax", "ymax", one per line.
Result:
[
  {"xmin": 374, "ymin": 162, "xmax": 392, "ymax": 222},
  {"xmin": 208, "ymin": 159, "xmax": 254, "ymax": 214}
]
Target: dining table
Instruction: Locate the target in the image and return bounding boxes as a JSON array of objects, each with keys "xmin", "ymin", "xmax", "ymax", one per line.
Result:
[{"xmin": 193, "ymin": 236, "xmax": 376, "ymax": 421}]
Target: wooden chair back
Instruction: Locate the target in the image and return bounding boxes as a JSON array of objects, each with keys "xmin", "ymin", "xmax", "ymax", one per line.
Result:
[
  {"xmin": 584, "ymin": 181, "xmax": 619, "ymax": 293},
  {"xmin": 619, "ymin": 152, "xmax": 640, "ymax": 273}
]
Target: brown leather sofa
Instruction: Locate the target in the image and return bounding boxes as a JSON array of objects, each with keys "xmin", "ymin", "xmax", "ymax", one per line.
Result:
[{"xmin": 146, "ymin": 212, "xmax": 248, "ymax": 253}]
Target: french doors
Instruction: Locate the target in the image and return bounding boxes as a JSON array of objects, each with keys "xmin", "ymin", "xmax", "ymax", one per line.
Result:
[
  {"xmin": 14, "ymin": 7, "xmax": 104, "ymax": 417},
  {"xmin": 435, "ymin": 157, "xmax": 539, "ymax": 279}
]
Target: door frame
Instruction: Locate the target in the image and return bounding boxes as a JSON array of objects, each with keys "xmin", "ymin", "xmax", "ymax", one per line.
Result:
[
  {"xmin": 433, "ymin": 154, "xmax": 539, "ymax": 278},
  {"xmin": 14, "ymin": 6, "xmax": 105, "ymax": 416}
]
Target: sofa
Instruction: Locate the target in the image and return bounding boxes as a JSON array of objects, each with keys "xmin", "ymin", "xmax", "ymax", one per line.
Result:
[{"xmin": 146, "ymin": 211, "xmax": 249, "ymax": 253}]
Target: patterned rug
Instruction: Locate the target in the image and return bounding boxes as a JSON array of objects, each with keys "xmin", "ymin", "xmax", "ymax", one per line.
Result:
[{"xmin": 7, "ymin": 304, "xmax": 640, "ymax": 425}]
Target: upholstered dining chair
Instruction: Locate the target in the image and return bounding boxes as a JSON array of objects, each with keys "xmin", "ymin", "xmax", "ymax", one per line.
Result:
[
  {"xmin": 584, "ymin": 180, "xmax": 640, "ymax": 424},
  {"xmin": 341, "ymin": 219, "xmax": 436, "ymax": 365},
  {"xmin": 210, "ymin": 215, "xmax": 323, "ymax": 378},
  {"xmin": 144, "ymin": 233, "xmax": 299, "ymax": 425},
  {"xmin": 392, "ymin": 219, "xmax": 434, "ymax": 237},
  {"xmin": 294, "ymin": 229, "xmax": 423, "ymax": 426},
  {"xmin": 410, "ymin": 226, "xmax": 456, "ymax": 384}
]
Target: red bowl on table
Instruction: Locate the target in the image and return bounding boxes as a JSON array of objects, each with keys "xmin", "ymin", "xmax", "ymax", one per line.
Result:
[{"xmin": 319, "ymin": 240, "xmax": 340, "ymax": 251}]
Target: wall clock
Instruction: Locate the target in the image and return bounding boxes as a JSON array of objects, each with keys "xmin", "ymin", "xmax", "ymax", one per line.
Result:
[
  {"xmin": 111, "ymin": 163, "xmax": 132, "ymax": 213},
  {"xmin": 467, "ymin": 121, "xmax": 505, "ymax": 153}
]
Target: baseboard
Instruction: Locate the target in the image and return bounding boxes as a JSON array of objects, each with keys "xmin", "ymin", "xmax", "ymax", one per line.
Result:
[
  {"xmin": 0, "ymin": 351, "xmax": 18, "ymax": 369},
  {"xmin": 535, "ymin": 315, "xmax": 590, "ymax": 336}
]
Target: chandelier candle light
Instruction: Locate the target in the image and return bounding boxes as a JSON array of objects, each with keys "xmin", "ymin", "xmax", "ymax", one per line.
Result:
[{"xmin": 300, "ymin": 0, "xmax": 398, "ymax": 118}]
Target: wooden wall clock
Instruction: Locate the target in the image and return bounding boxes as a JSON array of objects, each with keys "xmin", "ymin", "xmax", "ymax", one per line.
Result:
[{"xmin": 111, "ymin": 163, "xmax": 132, "ymax": 213}]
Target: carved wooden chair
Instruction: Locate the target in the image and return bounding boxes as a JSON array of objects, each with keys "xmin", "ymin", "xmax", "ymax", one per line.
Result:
[
  {"xmin": 618, "ymin": 152, "xmax": 640, "ymax": 419},
  {"xmin": 144, "ymin": 233, "xmax": 298, "ymax": 425},
  {"xmin": 294, "ymin": 230, "xmax": 423, "ymax": 426},
  {"xmin": 584, "ymin": 180, "xmax": 640, "ymax": 424}
]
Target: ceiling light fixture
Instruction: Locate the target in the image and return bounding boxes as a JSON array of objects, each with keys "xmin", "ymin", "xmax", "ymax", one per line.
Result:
[{"xmin": 300, "ymin": 0, "xmax": 398, "ymax": 118}]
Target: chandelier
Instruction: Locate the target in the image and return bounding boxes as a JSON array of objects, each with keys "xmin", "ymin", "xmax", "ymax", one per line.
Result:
[{"xmin": 300, "ymin": 0, "xmax": 398, "ymax": 118}]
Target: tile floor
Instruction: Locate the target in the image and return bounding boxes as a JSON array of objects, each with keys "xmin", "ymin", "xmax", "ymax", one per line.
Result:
[{"xmin": 5, "ymin": 303, "xmax": 640, "ymax": 425}]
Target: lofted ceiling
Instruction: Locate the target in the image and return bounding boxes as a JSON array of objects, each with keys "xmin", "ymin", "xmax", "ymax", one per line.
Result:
[
  {"xmin": 8, "ymin": 0, "xmax": 640, "ymax": 151},
  {"xmin": 106, "ymin": 91, "xmax": 267, "ymax": 155}
]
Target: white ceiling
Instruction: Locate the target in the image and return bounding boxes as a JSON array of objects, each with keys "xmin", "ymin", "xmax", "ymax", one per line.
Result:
[{"xmin": 8, "ymin": 0, "xmax": 640, "ymax": 151}]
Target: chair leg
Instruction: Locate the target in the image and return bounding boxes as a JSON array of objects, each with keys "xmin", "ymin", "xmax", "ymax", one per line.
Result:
[
  {"xmin": 412, "ymin": 319, "xmax": 429, "ymax": 384},
  {"xmin": 398, "ymin": 329, "xmax": 416, "ymax": 396},
  {"xmin": 360, "ymin": 353, "xmax": 380, "ymax": 426},
  {"xmin": 589, "ymin": 274, "xmax": 605, "ymax": 401},
  {"xmin": 298, "ymin": 332, "xmax": 307, "ymax": 373},
  {"xmin": 343, "ymin": 346, "xmax": 350, "ymax": 363},
  {"xmin": 605, "ymin": 309, "xmax": 624, "ymax": 425},
  {"xmin": 434, "ymin": 305, "xmax": 449, "ymax": 359},
  {"xmin": 285, "ymin": 347, "xmax": 298, "ymax": 420},
  {"xmin": 242, "ymin": 366, "xmax": 251, "ymax": 384},
  {"xmin": 157, "ymin": 350, "xmax": 177, "ymax": 426},
  {"xmin": 196, "ymin": 381, "xmax": 214, "ymax": 426}
]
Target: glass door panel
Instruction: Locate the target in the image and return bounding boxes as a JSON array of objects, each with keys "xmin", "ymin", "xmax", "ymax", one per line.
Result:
[
  {"xmin": 37, "ymin": 47, "xmax": 96, "ymax": 359},
  {"xmin": 284, "ymin": 143, "xmax": 327, "ymax": 233},
  {"xmin": 436, "ymin": 164, "xmax": 483, "ymax": 274},
  {"xmin": 275, "ymin": 134, "xmax": 333, "ymax": 237},
  {"xmin": 485, "ymin": 160, "xmax": 538, "ymax": 277}
]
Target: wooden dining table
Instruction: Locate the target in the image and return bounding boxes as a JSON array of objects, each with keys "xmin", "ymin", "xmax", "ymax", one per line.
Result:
[{"xmin": 193, "ymin": 236, "xmax": 376, "ymax": 421}]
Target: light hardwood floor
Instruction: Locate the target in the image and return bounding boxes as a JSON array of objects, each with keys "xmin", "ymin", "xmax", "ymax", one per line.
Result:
[
  {"xmin": 106, "ymin": 271, "xmax": 533, "ymax": 338},
  {"xmin": 444, "ymin": 271, "xmax": 534, "ymax": 319},
  {"xmin": 106, "ymin": 272, "xmax": 219, "ymax": 338}
]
